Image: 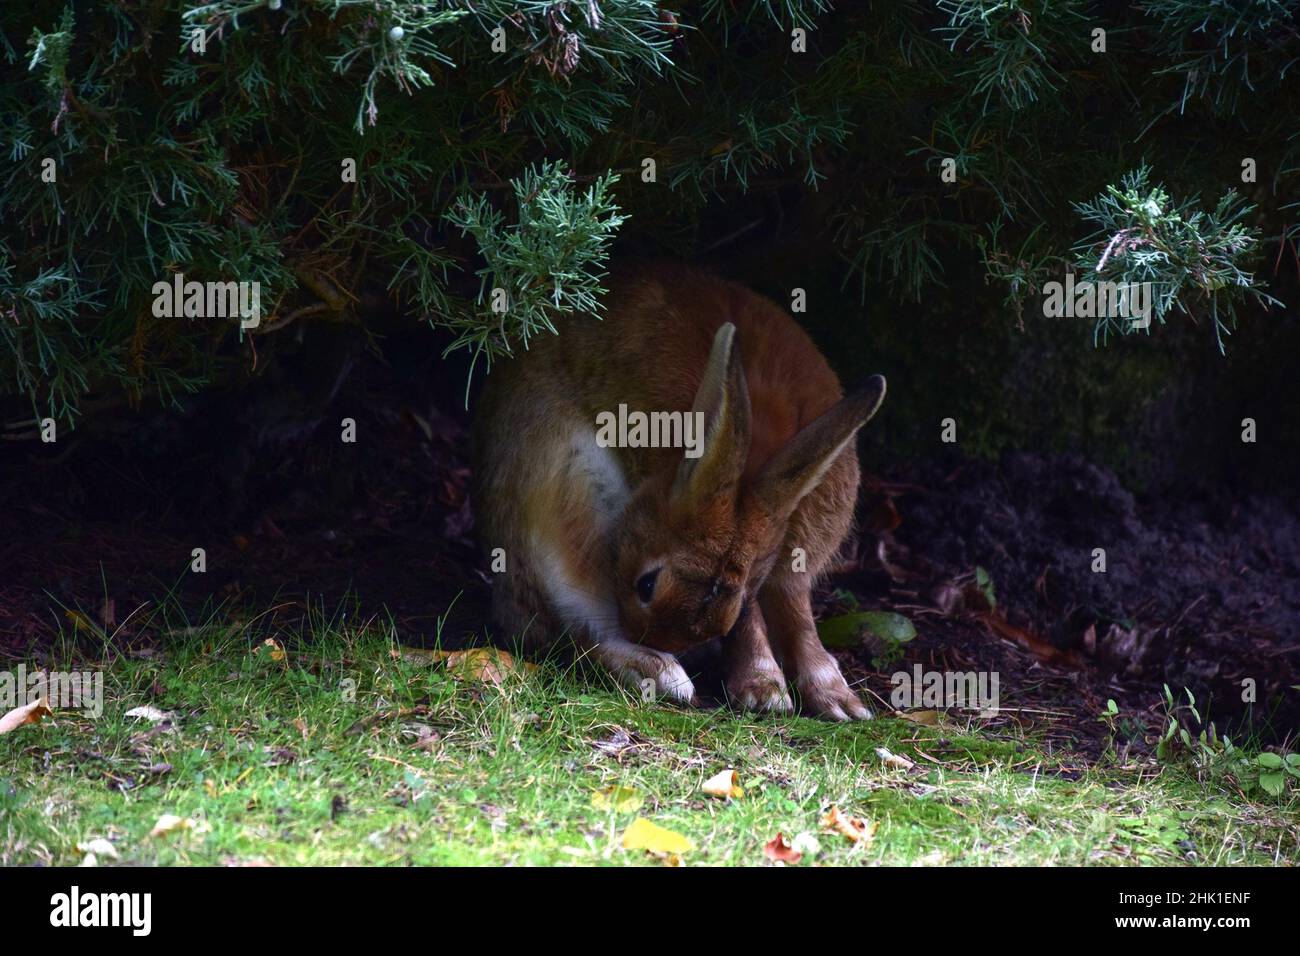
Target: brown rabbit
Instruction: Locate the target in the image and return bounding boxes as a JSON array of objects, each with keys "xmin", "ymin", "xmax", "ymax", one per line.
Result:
[{"xmin": 473, "ymin": 263, "xmax": 886, "ymax": 719}]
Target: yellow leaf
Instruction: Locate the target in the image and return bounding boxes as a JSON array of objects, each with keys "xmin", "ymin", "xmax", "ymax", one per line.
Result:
[
  {"xmin": 394, "ymin": 646, "xmax": 538, "ymax": 683},
  {"xmin": 443, "ymin": 648, "xmax": 535, "ymax": 685},
  {"xmin": 0, "ymin": 697, "xmax": 52, "ymax": 735},
  {"xmin": 622, "ymin": 817, "xmax": 695, "ymax": 855},
  {"xmin": 701, "ymin": 768, "xmax": 744, "ymax": 799},
  {"xmin": 149, "ymin": 814, "xmax": 210, "ymax": 838},
  {"xmin": 254, "ymin": 638, "xmax": 286, "ymax": 662},
  {"xmin": 591, "ymin": 785, "xmax": 644, "ymax": 813}
]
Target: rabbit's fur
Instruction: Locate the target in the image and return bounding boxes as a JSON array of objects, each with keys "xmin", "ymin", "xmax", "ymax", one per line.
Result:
[{"xmin": 473, "ymin": 263, "xmax": 886, "ymax": 719}]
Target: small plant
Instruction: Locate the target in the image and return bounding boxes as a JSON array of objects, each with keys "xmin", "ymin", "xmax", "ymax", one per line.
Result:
[
  {"xmin": 1152, "ymin": 684, "xmax": 1299, "ymax": 799},
  {"xmin": 817, "ymin": 591, "xmax": 916, "ymax": 670},
  {"xmin": 1234, "ymin": 751, "xmax": 1300, "ymax": 797},
  {"xmin": 1097, "ymin": 698, "xmax": 1120, "ymax": 758},
  {"xmin": 1155, "ymin": 684, "xmax": 1207, "ymax": 763}
]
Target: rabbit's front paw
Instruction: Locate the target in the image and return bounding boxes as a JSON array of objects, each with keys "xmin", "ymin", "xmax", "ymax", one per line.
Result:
[
  {"xmin": 601, "ymin": 643, "xmax": 696, "ymax": 705},
  {"xmin": 725, "ymin": 657, "xmax": 794, "ymax": 714},
  {"xmin": 636, "ymin": 653, "xmax": 696, "ymax": 704},
  {"xmin": 795, "ymin": 659, "xmax": 873, "ymax": 722}
]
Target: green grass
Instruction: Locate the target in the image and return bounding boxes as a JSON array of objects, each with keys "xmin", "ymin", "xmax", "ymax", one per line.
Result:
[{"xmin": 2, "ymin": 617, "xmax": 1296, "ymax": 866}]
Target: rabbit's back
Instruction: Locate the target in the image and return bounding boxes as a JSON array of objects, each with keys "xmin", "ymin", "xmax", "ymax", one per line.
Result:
[{"xmin": 481, "ymin": 264, "xmax": 846, "ymax": 481}]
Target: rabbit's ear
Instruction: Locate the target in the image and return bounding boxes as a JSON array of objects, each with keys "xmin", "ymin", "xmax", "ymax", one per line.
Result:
[
  {"xmin": 754, "ymin": 375, "xmax": 886, "ymax": 519},
  {"xmin": 673, "ymin": 323, "xmax": 751, "ymax": 510}
]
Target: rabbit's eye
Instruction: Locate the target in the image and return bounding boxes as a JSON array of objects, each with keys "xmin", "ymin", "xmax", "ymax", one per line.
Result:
[{"xmin": 635, "ymin": 569, "xmax": 660, "ymax": 605}]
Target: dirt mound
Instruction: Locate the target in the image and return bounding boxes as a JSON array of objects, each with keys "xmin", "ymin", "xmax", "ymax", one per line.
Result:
[{"xmin": 887, "ymin": 451, "xmax": 1300, "ymax": 740}]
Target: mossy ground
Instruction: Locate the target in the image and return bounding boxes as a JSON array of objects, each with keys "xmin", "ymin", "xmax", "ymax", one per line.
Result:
[{"xmin": 2, "ymin": 608, "xmax": 1295, "ymax": 867}]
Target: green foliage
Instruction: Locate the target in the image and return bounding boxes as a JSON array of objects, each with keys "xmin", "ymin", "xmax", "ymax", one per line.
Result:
[
  {"xmin": 818, "ymin": 593, "xmax": 917, "ymax": 670},
  {"xmin": 935, "ymin": 0, "xmax": 1087, "ymax": 112},
  {"xmin": 443, "ymin": 160, "xmax": 625, "ymax": 379},
  {"xmin": 1, "ymin": 0, "xmax": 1296, "ymax": 425},
  {"xmin": 1153, "ymin": 684, "xmax": 1300, "ymax": 799},
  {"xmin": 1072, "ymin": 166, "xmax": 1281, "ymax": 351},
  {"xmin": 1140, "ymin": 0, "xmax": 1299, "ymax": 113}
]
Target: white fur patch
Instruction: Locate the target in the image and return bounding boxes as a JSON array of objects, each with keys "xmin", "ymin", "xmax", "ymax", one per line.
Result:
[
  {"xmin": 797, "ymin": 653, "xmax": 846, "ymax": 692},
  {"xmin": 602, "ymin": 640, "xmax": 695, "ymax": 703},
  {"xmin": 568, "ymin": 427, "xmax": 630, "ymax": 528},
  {"xmin": 526, "ymin": 424, "xmax": 629, "ymax": 638},
  {"xmin": 533, "ymin": 539, "xmax": 620, "ymax": 640}
]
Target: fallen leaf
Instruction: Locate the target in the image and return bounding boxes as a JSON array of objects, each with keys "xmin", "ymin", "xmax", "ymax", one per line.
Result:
[
  {"xmin": 763, "ymin": 832, "xmax": 802, "ymax": 864},
  {"xmin": 293, "ymin": 717, "xmax": 309, "ymax": 740},
  {"xmin": 701, "ymin": 768, "xmax": 744, "ymax": 800},
  {"xmin": 1082, "ymin": 622, "xmax": 1098, "ymax": 655},
  {"xmin": 591, "ymin": 785, "xmax": 645, "ymax": 813},
  {"xmin": 896, "ymin": 710, "xmax": 941, "ymax": 726},
  {"xmin": 443, "ymin": 648, "xmax": 521, "ymax": 685},
  {"xmin": 259, "ymin": 638, "xmax": 287, "ymax": 662},
  {"xmin": 820, "ymin": 805, "xmax": 877, "ymax": 844},
  {"xmin": 398, "ymin": 647, "xmax": 535, "ymax": 685},
  {"xmin": 622, "ymin": 817, "xmax": 695, "ymax": 855},
  {"xmin": 0, "ymin": 697, "xmax": 52, "ymax": 735},
  {"xmin": 974, "ymin": 609, "xmax": 1082, "ymax": 666},
  {"xmin": 149, "ymin": 814, "xmax": 210, "ymax": 838},
  {"xmin": 817, "ymin": 610, "xmax": 916, "ymax": 649},
  {"xmin": 875, "ymin": 746, "xmax": 916, "ymax": 771},
  {"xmin": 125, "ymin": 705, "xmax": 175, "ymax": 723}
]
